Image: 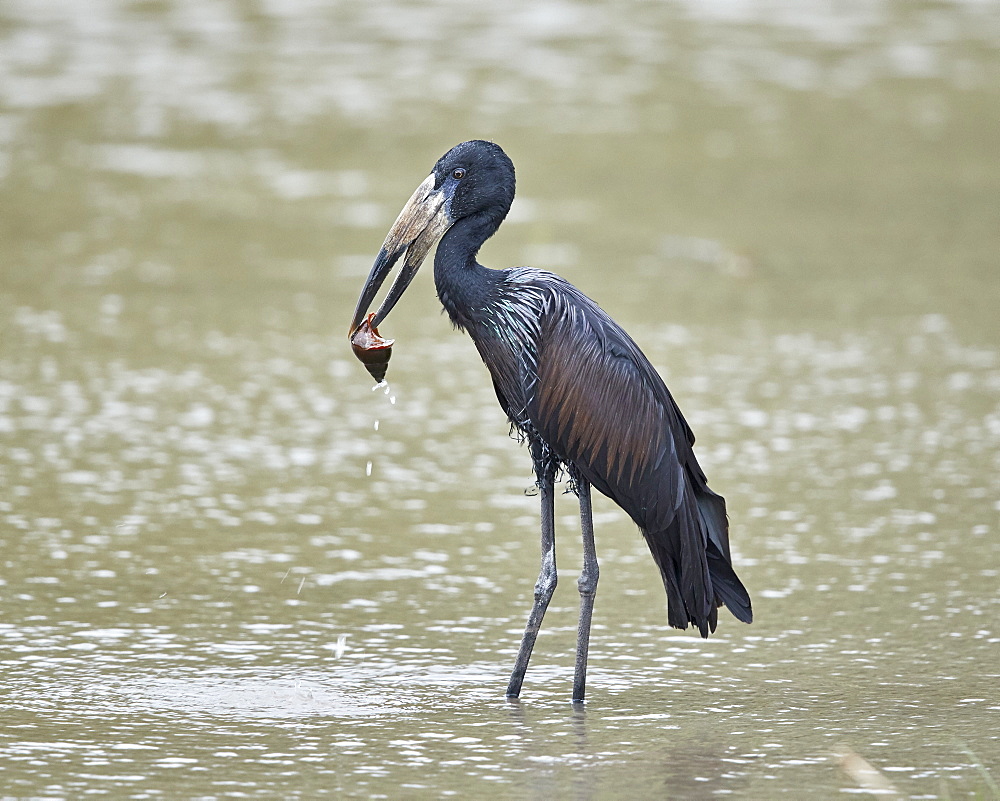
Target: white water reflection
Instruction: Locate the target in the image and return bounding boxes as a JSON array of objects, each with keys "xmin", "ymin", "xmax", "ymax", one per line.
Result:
[{"xmin": 135, "ymin": 674, "xmax": 405, "ymax": 719}]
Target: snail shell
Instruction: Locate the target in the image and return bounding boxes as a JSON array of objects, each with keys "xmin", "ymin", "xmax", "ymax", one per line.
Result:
[{"xmin": 350, "ymin": 313, "xmax": 394, "ymax": 383}]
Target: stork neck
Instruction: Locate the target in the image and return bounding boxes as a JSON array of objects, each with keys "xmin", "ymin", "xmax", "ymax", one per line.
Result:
[{"xmin": 433, "ymin": 214, "xmax": 501, "ymax": 329}]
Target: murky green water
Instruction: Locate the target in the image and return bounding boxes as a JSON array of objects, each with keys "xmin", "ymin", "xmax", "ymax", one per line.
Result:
[{"xmin": 2, "ymin": 1, "xmax": 998, "ymax": 798}]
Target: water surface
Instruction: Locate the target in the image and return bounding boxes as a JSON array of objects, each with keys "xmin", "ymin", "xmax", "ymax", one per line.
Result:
[{"xmin": 2, "ymin": 1, "xmax": 998, "ymax": 798}]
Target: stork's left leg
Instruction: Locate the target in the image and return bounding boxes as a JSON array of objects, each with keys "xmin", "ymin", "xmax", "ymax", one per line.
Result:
[
  {"xmin": 506, "ymin": 461, "xmax": 557, "ymax": 699},
  {"xmin": 573, "ymin": 477, "xmax": 599, "ymax": 702}
]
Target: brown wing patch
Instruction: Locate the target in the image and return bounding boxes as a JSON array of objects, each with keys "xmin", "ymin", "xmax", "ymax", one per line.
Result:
[{"xmin": 534, "ymin": 308, "xmax": 666, "ymax": 491}]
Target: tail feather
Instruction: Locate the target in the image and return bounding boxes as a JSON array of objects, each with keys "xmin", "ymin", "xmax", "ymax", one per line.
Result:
[
  {"xmin": 707, "ymin": 542, "xmax": 753, "ymax": 623},
  {"xmin": 642, "ymin": 496, "xmax": 717, "ymax": 638},
  {"xmin": 696, "ymin": 487, "xmax": 753, "ymax": 624},
  {"xmin": 654, "ymin": 539, "xmax": 716, "ymax": 637},
  {"xmin": 641, "ymin": 485, "xmax": 753, "ymax": 637}
]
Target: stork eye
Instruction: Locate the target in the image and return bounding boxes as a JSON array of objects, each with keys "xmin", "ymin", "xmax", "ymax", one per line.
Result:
[{"xmin": 452, "ymin": 168, "xmax": 466, "ymax": 180}]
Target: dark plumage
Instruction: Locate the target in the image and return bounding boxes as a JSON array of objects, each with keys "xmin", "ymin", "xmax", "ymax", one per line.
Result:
[{"xmin": 350, "ymin": 140, "xmax": 752, "ymax": 702}]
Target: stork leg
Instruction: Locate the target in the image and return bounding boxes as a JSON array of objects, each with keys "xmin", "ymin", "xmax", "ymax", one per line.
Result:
[
  {"xmin": 506, "ymin": 467, "xmax": 556, "ymax": 699},
  {"xmin": 573, "ymin": 477, "xmax": 599, "ymax": 702}
]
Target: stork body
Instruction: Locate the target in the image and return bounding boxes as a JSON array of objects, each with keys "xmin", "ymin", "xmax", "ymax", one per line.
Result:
[{"xmin": 350, "ymin": 140, "xmax": 752, "ymax": 702}]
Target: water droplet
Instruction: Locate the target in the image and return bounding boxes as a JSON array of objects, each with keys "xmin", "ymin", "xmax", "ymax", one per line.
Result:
[
  {"xmin": 389, "ymin": 396, "xmax": 396, "ymax": 405},
  {"xmin": 373, "ymin": 420, "xmax": 379, "ymax": 431},
  {"xmin": 365, "ymin": 461, "xmax": 372, "ymax": 476}
]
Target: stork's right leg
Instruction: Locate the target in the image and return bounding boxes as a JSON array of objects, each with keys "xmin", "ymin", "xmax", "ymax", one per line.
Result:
[{"xmin": 506, "ymin": 466, "xmax": 556, "ymax": 699}]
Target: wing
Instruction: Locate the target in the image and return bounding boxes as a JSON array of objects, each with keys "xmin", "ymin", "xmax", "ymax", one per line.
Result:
[
  {"xmin": 520, "ymin": 278, "xmax": 751, "ymax": 633},
  {"xmin": 524, "ymin": 282, "xmax": 693, "ymax": 533}
]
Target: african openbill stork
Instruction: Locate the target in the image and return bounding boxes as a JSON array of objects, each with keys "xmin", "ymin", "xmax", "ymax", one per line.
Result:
[{"xmin": 350, "ymin": 140, "xmax": 752, "ymax": 702}]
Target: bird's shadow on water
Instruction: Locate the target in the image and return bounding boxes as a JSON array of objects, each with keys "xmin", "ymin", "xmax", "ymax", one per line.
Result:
[{"xmin": 501, "ymin": 691, "xmax": 754, "ymax": 801}]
